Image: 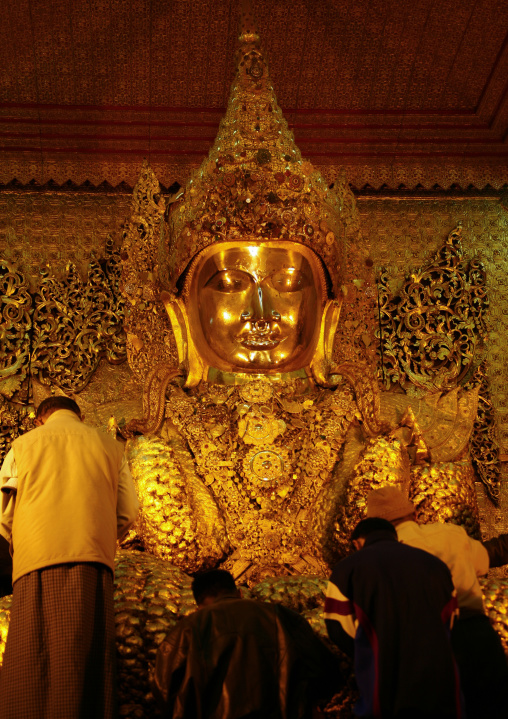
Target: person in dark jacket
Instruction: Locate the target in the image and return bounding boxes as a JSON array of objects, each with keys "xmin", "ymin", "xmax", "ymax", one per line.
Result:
[
  {"xmin": 366, "ymin": 486, "xmax": 508, "ymax": 719},
  {"xmin": 325, "ymin": 518, "xmax": 462, "ymax": 719},
  {"xmin": 152, "ymin": 569, "xmax": 341, "ymax": 719}
]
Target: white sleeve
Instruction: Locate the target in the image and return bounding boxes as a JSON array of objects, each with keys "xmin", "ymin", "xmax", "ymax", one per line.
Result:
[
  {"xmin": 469, "ymin": 536, "xmax": 489, "ymax": 577},
  {"xmin": 116, "ymin": 454, "xmax": 140, "ymax": 540}
]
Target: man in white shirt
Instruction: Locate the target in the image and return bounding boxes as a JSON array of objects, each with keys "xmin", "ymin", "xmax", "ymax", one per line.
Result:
[{"xmin": 0, "ymin": 395, "xmax": 139, "ymax": 719}]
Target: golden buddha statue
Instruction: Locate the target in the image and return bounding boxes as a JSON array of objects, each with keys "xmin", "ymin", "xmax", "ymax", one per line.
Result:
[
  {"xmin": 119, "ymin": 11, "xmax": 485, "ymax": 589},
  {"xmin": 118, "ymin": 7, "xmax": 394, "ymax": 585},
  {"xmin": 1, "ymin": 10, "xmax": 507, "ymax": 719}
]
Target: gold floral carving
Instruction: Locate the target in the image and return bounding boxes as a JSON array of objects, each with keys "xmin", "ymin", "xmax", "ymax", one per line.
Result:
[
  {"xmin": 375, "ymin": 224, "xmax": 499, "ymax": 501},
  {"xmin": 30, "ymin": 240, "xmax": 126, "ymax": 393},
  {"xmin": 0, "ymin": 241, "xmax": 126, "ymax": 463},
  {"xmin": 0, "ymin": 259, "xmax": 32, "ymax": 403},
  {"xmin": 377, "ymin": 225, "xmax": 488, "ymax": 393},
  {"xmin": 0, "ymin": 396, "xmax": 34, "ymax": 466},
  {"xmin": 120, "ymin": 162, "xmax": 178, "ymax": 384}
]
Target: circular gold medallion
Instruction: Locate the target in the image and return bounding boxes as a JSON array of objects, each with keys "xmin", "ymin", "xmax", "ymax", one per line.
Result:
[
  {"xmin": 239, "ymin": 380, "xmax": 274, "ymax": 404},
  {"xmin": 243, "ymin": 445, "xmax": 290, "ymax": 484}
]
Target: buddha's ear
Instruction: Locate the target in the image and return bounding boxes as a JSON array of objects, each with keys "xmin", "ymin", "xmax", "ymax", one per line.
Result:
[
  {"xmin": 160, "ymin": 292, "xmax": 206, "ymax": 387},
  {"xmin": 310, "ymin": 298, "xmax": 343, "ymax": 386}
]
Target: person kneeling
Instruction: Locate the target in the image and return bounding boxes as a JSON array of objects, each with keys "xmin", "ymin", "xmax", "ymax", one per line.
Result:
[{"xmin": 152, "ymin": 568, "xmax": 341, "ymax": 719}]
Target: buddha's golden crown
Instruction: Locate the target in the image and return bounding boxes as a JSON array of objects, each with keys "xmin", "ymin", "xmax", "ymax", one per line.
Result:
[{"xmin": 160, "ymin": 5, "xmax": 348, "ymax": 295}]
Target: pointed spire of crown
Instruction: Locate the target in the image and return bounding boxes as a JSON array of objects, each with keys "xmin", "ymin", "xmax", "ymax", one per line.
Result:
[{"xmin": 162, "ymin": 2, "xmax": 346, "ymax": 295}]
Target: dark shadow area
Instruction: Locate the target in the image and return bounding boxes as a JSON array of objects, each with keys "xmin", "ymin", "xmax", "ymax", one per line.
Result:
[{"xmin": 0, "ymin": 535, "xmax": 13, "ymax": 597}]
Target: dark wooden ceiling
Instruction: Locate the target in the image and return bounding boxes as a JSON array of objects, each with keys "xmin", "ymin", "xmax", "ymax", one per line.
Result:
[{"xmin": 0, "ymin": 0, "xmax": 507, "ymax": 190}]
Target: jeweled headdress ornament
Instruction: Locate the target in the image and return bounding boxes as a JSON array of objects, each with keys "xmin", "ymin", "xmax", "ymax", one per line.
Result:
[
  {"xmin": 159, "ymin": 2, "xmax": 347, "ymax": 296},
  {"xmin": 121, "ymin": 1, "xmax": 377, "ymax": 397}
]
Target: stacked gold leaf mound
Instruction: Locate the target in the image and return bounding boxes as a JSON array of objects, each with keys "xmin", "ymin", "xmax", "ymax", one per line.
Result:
[
  {"xmin": 481, "ymin": 576, "xmax": 508, "ymax": 648},
  {"xmin": 126, "ymin": 434, "xmax": 228, "ymax": 573},
  {"xmin": 113, "ymin": 551, "xmax": 196, "ymax": 717},
  {"xmin": 335, "ymin": 435, "xmax": 483, "ymax": 555},
  {"xmin": 334, "ymin": 436, "xmax": 410, "ymax": 556},
  {"xmin": 250, "ymin": 574, "xmax": 327, "ymax": 614},
  {"xmin": 410, "ymin": 460, "xmax": 481, "ymax": 538}
]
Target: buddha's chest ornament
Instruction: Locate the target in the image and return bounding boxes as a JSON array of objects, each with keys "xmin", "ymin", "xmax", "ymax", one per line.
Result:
[{"xmin": 165, "ymin": 378, "xmax": 358, "ymax": 557}]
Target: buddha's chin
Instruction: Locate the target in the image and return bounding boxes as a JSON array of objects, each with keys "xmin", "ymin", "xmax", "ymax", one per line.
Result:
[{"xmin": 227, "ymin": 351, "xmax": 298, "ymax": 372}]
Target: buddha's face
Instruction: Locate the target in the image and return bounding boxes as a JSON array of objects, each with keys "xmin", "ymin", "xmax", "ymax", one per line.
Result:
[{"xmin": 186, "ymin": 242, "xmax": 326, "ymax": 372}]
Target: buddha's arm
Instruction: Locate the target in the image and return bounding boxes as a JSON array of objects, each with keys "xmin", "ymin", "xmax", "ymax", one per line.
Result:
[{"xmin": 126, "ymin": 431, "xmax": 229, "ymax": 573}]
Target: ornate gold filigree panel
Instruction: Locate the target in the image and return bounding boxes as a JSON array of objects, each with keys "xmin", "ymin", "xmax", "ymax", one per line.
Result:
[
  {"xmin": 31, "ymin": 240, "xmax": 126, "ymax": 393},
  {"xmin": 0, "ymin": 397, "xmax": 34, "ymax": 468},
  {"xmin": 377, "ymin": 225, "xmax": 488, "ymax": 393},
  {"xmin": 119, "ymin": 163, "xmax": 178, "ymax": 384},
  {"xmin": 0, "ymin": 240, "xmax": 127, "ymax": 463},
  {"xmin": 0, "ymin": 259, "xmax": 32, "ymax": 402},
  {"xmin": 360, "ymin": 198, "xmax": 508, "ymax": 479},
  {"xmin": 373, "ymin": 219, "xmax": 501, "ymax": 501}
]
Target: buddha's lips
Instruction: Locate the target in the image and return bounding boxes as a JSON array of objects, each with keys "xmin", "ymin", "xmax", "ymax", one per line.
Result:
[{"xmin": 240, "ymin": 333, "xmax": 280, "ymax": 349}]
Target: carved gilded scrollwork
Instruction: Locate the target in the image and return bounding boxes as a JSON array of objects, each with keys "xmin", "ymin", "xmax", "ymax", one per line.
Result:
[
  {"xmin": 465, "ymin": 361, "xmax": 501, "ymax": 504},
  {"xmin": 0, "ymin": 240, "xmax": 126, "ymax": 461},
  {"xmin": 377, "ymin": 226, "xmax": 488, "ymax": 393},
  {"xmin": 30, "ymin": 239, "xmax": 126, "ymax": 393},
  {"xmin": 375, "ymin": 225, "xmax": 498, "ymax": 501},
  {"xmin": 0, "ymin": 396, "xmax": 34, "ymax": 466},
  {"xmin": 120, "ymin": 162, "xmax": 178, "ymax": 384},
  {"xmin": 0, "ymin": 259, "xmax": 32, "ymax": 403}
]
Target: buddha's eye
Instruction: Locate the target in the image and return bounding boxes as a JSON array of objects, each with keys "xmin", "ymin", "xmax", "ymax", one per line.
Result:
[
  {"xmin": 205, "ymin": 270, "xmax": 252, "ymax": 293},
  {"xmin": 267, "ymin": 269, "xmax": 309, "ymax": 292}
]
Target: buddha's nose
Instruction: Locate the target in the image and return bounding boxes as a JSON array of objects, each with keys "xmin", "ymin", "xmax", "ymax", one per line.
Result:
[{"xmin": 241, "ymin": 285, "xmax": 281, "ymax": 324}]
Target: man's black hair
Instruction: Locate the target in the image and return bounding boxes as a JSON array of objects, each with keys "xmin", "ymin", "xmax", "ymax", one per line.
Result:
[
  {"xmin": 36, "ymin": 396, "xmax": 81, "ymax": 421},
  {"xmin": 351, "ymin": 517, "xmax": 397, "ymax": 542},
  {"xmin": 191, "ymin": 569, "xmax": 238, "ymax": 606}
]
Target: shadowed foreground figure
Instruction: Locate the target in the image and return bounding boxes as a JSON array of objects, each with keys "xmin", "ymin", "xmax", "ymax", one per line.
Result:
[
  {"xmin": 152, "ymin": 569, "xmax": 342, "ymax": 719},
  {"xmin": 325, "ymin": 518, "xmax": 462, "ymax": 719},
  {"xmin": 366, "ymin": 486, "xmax": 508, "ymax": 719},
  {"xmin": 0, "ymin": 396, "xmax": 139, "ymax": 719}
]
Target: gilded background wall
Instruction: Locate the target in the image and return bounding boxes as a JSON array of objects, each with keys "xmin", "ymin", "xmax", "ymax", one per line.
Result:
[
  {"xmin": 1, "ymin": 189, "xmax": 507, "ymax": 538},
  {"xmin": 357, "ymin": 197, "xmax": 508, "ymax": 542}
]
